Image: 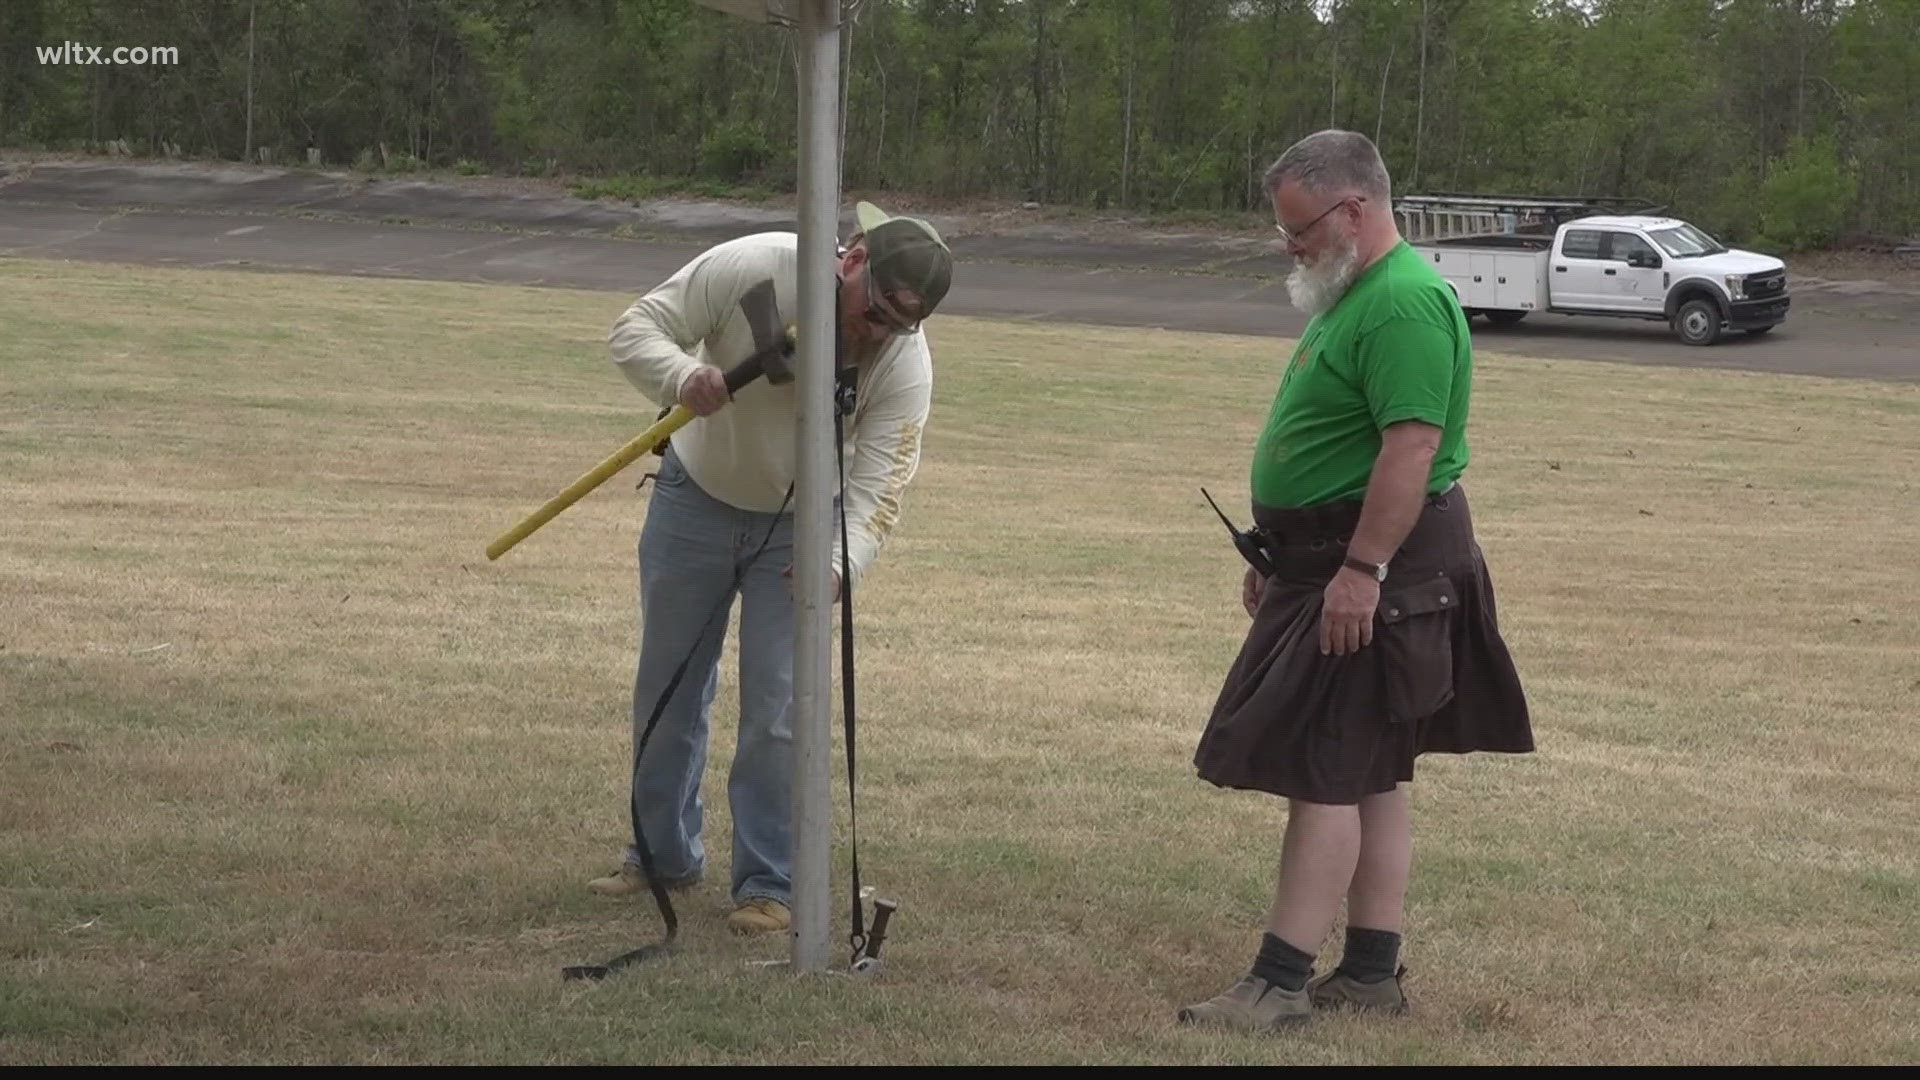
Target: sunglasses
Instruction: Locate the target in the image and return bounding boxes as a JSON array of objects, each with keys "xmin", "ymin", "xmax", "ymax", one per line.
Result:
[{"xmin": 863, "ymin": 266, "xmax": 923, "ymax": 335}]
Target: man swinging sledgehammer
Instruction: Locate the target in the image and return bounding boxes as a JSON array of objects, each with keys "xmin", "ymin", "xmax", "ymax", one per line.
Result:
[{"xmin": 586, "ymin": 202, "xmax": 952, "ymax": 936}]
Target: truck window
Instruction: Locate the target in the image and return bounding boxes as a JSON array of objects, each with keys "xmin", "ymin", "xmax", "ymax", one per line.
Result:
[
  {"xmin": 1647, "ymin": 223, "xmax": 1729, "ymax": 259},
  {"xmin": 1562, "ymin": 230, "xmax": 1604, "ymax": 259},
  {"xmin": 1609, "ymin": 233, "xmax": 1658, "ymax": 263}
]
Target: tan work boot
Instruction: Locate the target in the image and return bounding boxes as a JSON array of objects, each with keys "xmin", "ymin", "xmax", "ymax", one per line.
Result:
[
  {"xmin": 1177, "ymin": 974, "xmax": 1311, "ymax": 1032},
  {"xmin": 587, "ymin": 864, "xmax": 700, "ymax": 897},
  {"xmin": 1308, "ymin": 965, "xmax": 1411, "ymax": 1016},
  {"xmin": 726, "ymin": 897, "xmax": 791, "ymax": 935}
]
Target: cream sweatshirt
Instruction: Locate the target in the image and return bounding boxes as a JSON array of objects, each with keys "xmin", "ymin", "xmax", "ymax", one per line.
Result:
[{"xmin": 607, "ymin": 231, "xmax": 933, "ymax": 589}]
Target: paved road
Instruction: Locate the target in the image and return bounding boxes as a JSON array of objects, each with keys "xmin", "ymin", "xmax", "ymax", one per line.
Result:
[{"xmin": 3, "ymin": 161, "xmax": 1916, "ymax": 381}]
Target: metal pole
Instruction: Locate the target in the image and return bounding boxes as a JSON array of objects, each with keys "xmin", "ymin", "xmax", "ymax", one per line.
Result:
[{"xmin": 789, "ymin": 0, "xmax": 839, "ymax": 977}]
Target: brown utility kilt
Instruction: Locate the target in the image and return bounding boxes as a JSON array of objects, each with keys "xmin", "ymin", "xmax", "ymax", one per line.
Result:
[{"xmin": 1193, "ymin": 483, "xmax": 1534, "ymax": 805}]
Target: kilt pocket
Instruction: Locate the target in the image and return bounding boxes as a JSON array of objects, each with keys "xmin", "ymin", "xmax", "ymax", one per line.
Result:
[{"xmin": 1377, "ymin": 572, "xmax": 1458, "ymax": 722}]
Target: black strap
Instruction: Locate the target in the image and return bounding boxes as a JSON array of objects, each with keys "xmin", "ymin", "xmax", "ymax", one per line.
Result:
[
  {"xmin": 564, "ymin": 474, "xmax": 793, "ymax": 982},
  {"xmin": 833, "ymin": 373, "xmax": 865, "ymax": 964},
  {"xmin": 568, "ymin": 365, "xmax": 867, "ymax": 982}
]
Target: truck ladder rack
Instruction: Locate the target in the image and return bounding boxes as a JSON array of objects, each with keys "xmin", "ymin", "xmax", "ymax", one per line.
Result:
[{"xmin": 1395, "ymin": 192, "xmax": 1667, "ymax": 243}]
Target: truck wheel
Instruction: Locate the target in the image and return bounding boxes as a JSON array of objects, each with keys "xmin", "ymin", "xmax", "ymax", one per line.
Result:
[
  {"xmin": 1675, "ymin": 299, "xmax": 1722, "ymax": 346},
  {"xmin": 1485, "ymin": 310, "xmax": 1528, "ymax": 327}
]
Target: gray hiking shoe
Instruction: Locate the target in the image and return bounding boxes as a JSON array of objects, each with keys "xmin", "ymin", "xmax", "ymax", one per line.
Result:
[
  {"xmin": 1307, "ymin": 965, "xmax": 1411, "ymax": 1015},
  {"xmin": 1177, "ymin": 974, "xmax": 1311, "ymax": 1032}
]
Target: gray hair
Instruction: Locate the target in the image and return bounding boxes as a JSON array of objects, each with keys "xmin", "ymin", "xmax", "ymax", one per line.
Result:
[{"xmin": 1262, "ymin": 130, "xmax": 1391, "ymax": 202}]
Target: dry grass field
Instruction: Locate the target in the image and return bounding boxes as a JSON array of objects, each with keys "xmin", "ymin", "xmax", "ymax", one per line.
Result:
[{"xmin": 3, "ymin": 257, "xmax": 1916, "ymax": 1064}]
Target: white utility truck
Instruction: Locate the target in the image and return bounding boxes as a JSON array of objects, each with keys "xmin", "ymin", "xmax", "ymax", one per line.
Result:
[{"xmin": 1397, "ymin": 194, "xmax": 1791, "ymax": 346}]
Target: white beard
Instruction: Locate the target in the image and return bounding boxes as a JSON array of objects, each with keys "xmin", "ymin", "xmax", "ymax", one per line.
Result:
[{"xmin": 1286, "ymin": 233, "xmax": 1363, "ymax": 316}]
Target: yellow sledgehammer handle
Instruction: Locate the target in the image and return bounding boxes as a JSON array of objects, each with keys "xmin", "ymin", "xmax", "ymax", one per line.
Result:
[{"xmin": 486, "ymin": 404, "xmax": 694, "ymax": 561}]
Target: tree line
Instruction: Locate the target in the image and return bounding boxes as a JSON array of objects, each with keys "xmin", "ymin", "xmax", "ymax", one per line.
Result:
[{"xmin": 3, "ymin": 0, "xmax": 1914, "ymax": 249}]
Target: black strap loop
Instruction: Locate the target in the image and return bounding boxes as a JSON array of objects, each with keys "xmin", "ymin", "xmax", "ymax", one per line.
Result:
[
  {"xmin": 565, "ymin": 471, "xmax": 794, "ymax": 982},
  {"xmin": 834, "ymin": 369, "xmax": 866, "ymax": 965},
  {"xmin": 569, "ymin": 363, "xmax": 871, "ymax": 981}
]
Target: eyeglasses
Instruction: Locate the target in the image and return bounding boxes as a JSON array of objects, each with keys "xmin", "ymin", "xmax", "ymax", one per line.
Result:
[
  {"xmin": 1275, "ymin": 196, "xmax": 1364, "ymax": 246},
  {"xmin": 863, "ymin": 269, "xmax": 923, "ymax": 335}
]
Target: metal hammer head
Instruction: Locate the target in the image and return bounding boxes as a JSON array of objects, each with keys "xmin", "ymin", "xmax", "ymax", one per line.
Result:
[{"xmin": 738, "ymin": 279, "xmax": 797, "ymax": 386}]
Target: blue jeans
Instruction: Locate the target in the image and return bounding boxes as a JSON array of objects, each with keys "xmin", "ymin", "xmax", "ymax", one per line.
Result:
[{"xmin": 623, "ymin": 445, "xmax": 797, "ymax": 907}]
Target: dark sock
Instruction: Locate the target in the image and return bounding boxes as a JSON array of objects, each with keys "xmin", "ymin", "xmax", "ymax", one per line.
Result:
[
  {"xmin": 1249, "ymin": 932, "xmax": 1315, "ymax": 993},
  {"xmin": 1336, "ymin": 926, "xmax": 1401, "ymax": 983}
]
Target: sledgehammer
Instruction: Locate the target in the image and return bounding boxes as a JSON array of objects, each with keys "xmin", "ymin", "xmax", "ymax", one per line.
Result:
[{"xmin": 486, "ymin": 281, "xmax": 796, "ymax": 561}]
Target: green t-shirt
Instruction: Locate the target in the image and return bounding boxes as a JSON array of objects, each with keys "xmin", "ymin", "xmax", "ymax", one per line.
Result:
[{"xmin": 1251, "ymin": 240, "xmax": 1472, "ymax": 508}]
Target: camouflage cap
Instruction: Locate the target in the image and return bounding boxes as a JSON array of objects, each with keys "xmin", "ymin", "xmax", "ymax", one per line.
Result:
[{"xmin": 855, "ymin": 200, "xmax": 952, "ymax": 320}]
